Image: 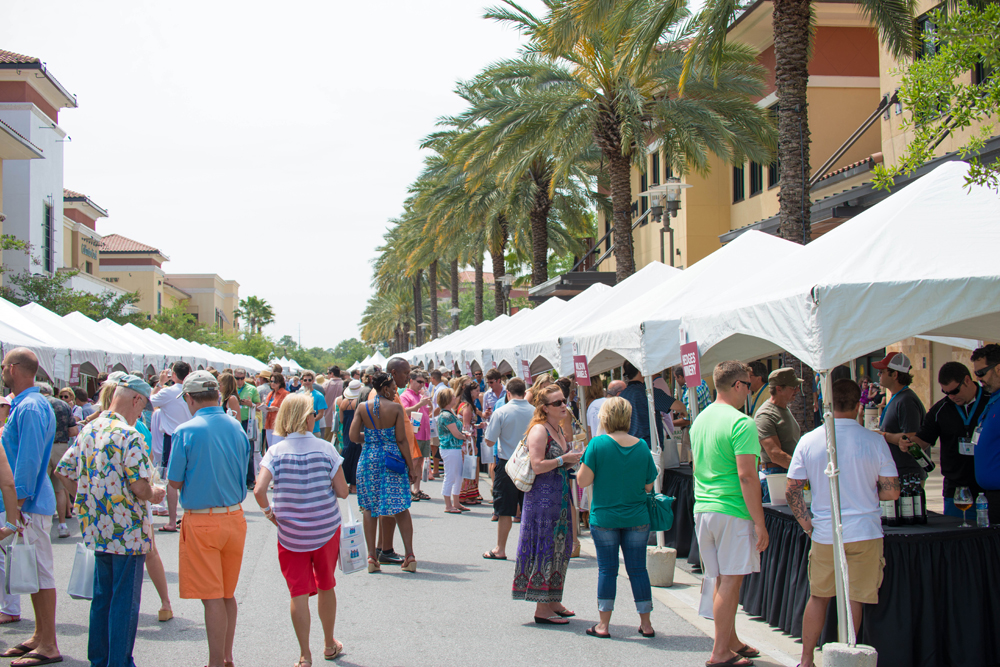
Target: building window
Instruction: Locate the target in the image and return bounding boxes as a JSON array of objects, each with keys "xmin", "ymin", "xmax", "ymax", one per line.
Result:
[
  {"xmin": 733, "ymin": 165, "xmax": 745, "ymax": 203},
  {"xmin": 768, "ymin": 160, "xmax": 780, "ymax": 188},
  {"xmin": 651, "ymin": 152, "xmax": 660, "ymax": 185},
  {"xmin": 604, "ymin": 218, "xmax": 611, "ymax": 253},
  {"xmin": 41, "ymin": 202, "xmax": 54, "ymax": 273},
  {"xmin": 157, "ymin": 292, "xmax": 162, "ymax": 315},
  {"xmin": 665, "ymin": 162, "xmax": 673, "ymax": 180},
  {"xmin": 915, "ymin": 10, "xmax": 941, "ymax": 60},
  {"xmin": 639, "ymin": 173, "xmax": 648, "ymax": 223},
  {"xmin": 749, "ymin": 162, "xmax": 763, "ymax": 196},
  {"xmin": 85, "ymin": 261, "xmax": 93, "ymax": 274},
  {"xmin": 974, "ymin": 60, "xmax": 994, "ymax": 85}
]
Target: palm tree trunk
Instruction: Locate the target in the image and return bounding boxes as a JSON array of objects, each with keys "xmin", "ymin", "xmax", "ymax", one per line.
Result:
[
  {"xmin": 413, "ymin": 269, "xmax": 424, "ymax": 347},
  {"xmin": 529, "ymin": 172, "xmax": 552, "ymax": 287},
  {"xmin": 474, "ymin": 258, "xmax": 484, "ymax": 325},
  {"xmin": 773, "ymin": 0, "xmax": 814, "ymax": 430},
  {"xmin": 429, "ymin": 260, "xmax": 439, "ymax": 340},
  {"xmin": 492, "ymin": 215, "xmax": 509, "ymax": 317},
  {"xmin": 593, "ymin": 110, "xmax": 635, "ymax": 282},
  {"xmin": 450, "ymin": 259, "xmax": 460, "ymax": 332}
]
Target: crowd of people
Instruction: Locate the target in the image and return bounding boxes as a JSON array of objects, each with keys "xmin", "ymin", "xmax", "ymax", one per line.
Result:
[{"xmin": 0, "ymin": 339, "xmax": 997, "ymax": 667}]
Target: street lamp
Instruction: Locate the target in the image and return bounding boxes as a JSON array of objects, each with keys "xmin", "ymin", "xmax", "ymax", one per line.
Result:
[
  {"xmin": 495, "ymin": 274, "xmax": 515, "ymax": 315},
  {"xmin": 417, "ymin": 321, "xmax": 430, "ymax": 345},
  {"xmin": 642, "ymin": 176, "xmax": 692, "ymax": 222}
]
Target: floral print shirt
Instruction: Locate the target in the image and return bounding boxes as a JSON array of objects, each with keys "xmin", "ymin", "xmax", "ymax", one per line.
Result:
[{"xmin": 56, "ymin": 411, "xmax": 153, "ymax": 555}]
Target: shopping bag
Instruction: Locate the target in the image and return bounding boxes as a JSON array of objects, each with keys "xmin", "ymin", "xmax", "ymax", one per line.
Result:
[
  {"xmin": 67, "ymin": 543, "xmax": 96, "ymax": 600},
  {"xmin": 338, "ymin": 503, "xmax": 367, "ymax": 575},
  {"xmin": 4, "ymin": 532, "xmax": 39, "ymax": 596},
  {"xmin": 462, "ymin": 443, "xmax": 478, "ymax": 480},
  {"xmin": 647, "ymin": 492, "xmax": 676, "ymax": 532},
  {"xmin": 698, "ymin": 575, "xmax": 715, "ymax": 620},
  {"xmin": 505, "ymin": 437, "xmax": 535, "ymax": 492}
]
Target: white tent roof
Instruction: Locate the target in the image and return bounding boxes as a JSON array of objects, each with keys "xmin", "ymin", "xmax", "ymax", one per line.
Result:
[
  {"xmin": 568, "ymin": 232, "xmax": 801, "ymax": 376},
  {"xmin": 460, "ymin": 299, "xmax": 567, "ymax": 373},
  {"xmin": 682, "ymin": 161, "xmax": 1000, "ymax": 371},
  {"xmin": 370, "ymin": 350, "xmax": 388, "ymax": 367},
  {"xmin": 0, "ymin": 297, "xmax": 72, "ymax": 380},
  {"xmin": 410, "ymin": 316, "xmax": 507, "ymax": 368},
  {"xmin": 21, "ymin": 303, "xmax": 135, "ymax": 373},
  {"xmin": 0, "ymin": 300, "xmax": 58, "ymax": 380}
]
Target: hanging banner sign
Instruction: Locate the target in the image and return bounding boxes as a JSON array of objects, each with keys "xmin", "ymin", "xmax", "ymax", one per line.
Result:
[
  {"xmin": 573, "ymin": 355, "xmax": 591, "ymax": 386},
  {"xmin": 680, "ymin": 341, "xmax": 702, "ymax": 388},
  {"xmin": 69, "ymin": 364, "xmax": 81, "ymax": 385},
  {"xmin": 520, "ymin": 359, "xmax": 531, "ymax": 381},
  {"xmin": 463, "ymin": 360, "xmax": 472, "ymax": 376}
]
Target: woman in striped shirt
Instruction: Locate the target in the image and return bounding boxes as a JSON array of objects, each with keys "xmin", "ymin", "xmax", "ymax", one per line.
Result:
[{"xmin": 254, "ymin": 393, "xmax": 349, "ymax": 664}]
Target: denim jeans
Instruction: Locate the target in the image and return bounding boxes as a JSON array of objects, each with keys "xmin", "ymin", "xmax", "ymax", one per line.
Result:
[
  {"xmin": 591, "ymin": 524, "xmax": 653, "ymax": 613},
  {"xmin": 90, "ymin": 552, "xmax": 145, "ymax": 667}
]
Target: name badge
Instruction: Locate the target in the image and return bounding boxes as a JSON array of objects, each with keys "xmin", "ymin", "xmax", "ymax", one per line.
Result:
[
  {"xmin": 959, "ymin": 437, "xmax": 975, "ymax": 456},
  {"xmin": 972, "ymin": 427, "xmax": 982, "ymax": 446}
]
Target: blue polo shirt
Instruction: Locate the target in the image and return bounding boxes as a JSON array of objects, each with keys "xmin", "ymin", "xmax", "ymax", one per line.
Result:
[
  {"xmin": 1, "ymin": 387, "xmax": 56, "ymax": 515},
  {"xmin": 302, "ymin": 388, "xmax": 328, "ymax": 434},
  {"xmin": 166, "ymin": 406, "xmax": 250, "ymax": 510},
  {"xmin": 976, "ymin": 393, "xmax": 1000, "ymax": 491}
]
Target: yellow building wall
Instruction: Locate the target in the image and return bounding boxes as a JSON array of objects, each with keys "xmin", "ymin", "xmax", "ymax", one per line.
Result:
[{"xmin": 99, "ymin": 268, "xmax": 164, "ymax": 316}]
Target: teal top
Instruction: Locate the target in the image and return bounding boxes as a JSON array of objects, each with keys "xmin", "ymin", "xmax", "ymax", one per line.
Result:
[
  {"xmin": 581, "ymin": 434, "xmax": 657, "ymax": 529},
  {"xmin": 437, "ymin": 410, "xmax": 463, "ymax": 449}
]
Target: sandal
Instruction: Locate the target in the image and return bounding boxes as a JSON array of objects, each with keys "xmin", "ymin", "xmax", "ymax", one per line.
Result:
[
  {"xmin": 401, "ymin": 554, "xmax": 417, "ymax": 573},
  {"xmin": 367, "ymin": 557, "xmax": 380, "ymax": 574},
  {"xmin": 735, "ymin": 644, "xmax": 760, "ymax": 658},
  {"xmin": 2, "ymin": 644, "xmax": 34, "ymax": 658},
  {"xmin": 324, "ymin": 639, "xmax": 343, "ymax": 660},
  {"xmin": 444, "ymin": 509, "xmax": 463, "ymax": 514}
]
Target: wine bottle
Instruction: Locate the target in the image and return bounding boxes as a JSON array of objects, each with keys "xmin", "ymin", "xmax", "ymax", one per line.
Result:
[
  {"xmin": 900, "ymin": 479, "xmax": 915, "ymax": 525},
  {"xmin": 908, "ymin": 442, "xmax": 936, "ymax": 473},
  {"xmin": 880, "ymin": 499, "xmax": 888, "ymax": 525},
  {"xmin": 886, "ymin": 496, "xmax": 900, "ymax": 527},
  {"xmin": 913, "ymin": 481, "xmax": 926, "ymax": 525}
]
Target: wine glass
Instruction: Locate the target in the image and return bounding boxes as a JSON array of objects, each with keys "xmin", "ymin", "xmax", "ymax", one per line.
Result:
[{"xmin": 954, "ymin": 486, "xmax": 973, "ymax": 527}]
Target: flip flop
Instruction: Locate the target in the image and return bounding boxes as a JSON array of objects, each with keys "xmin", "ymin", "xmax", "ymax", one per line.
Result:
[
  {"xmin": 323, "ymin": 639, "xmax": 343, "ymax": 660},
  {"xmin": 444, "ymin": 509, "xmax": 463, "ymax": 514},
  {"xmin": 157, "ymin": 526, "xmax": 178, "ymax": 533},
  {"xmin": 11, "ymin": 652, "xmax": 63, "ymax": 666},
  {"xmin": 736, "ymin": 644, "xmax": 760, "ymax": 658},
  {"xmin": 705, "ymin": 656, "xmax": 753, "ymax": 667},
  {"xmin": 533, "ymin": 616, "xmax": 570, "ymax": 625},
  {"xmin": 638, "ymin": 626, "xmax": 655, "ymax": 638},
  {"xmin": 553, "ymin": 609, "xmax": 575, "ymax": 617},
  {"xmin": 482, "ymin": 550, "xmax": 507, "ymax": 560},
  {"xmin": 2, "ymin": 644, "xmax": 33, "ymax": 658},
  {"xmin": 0, "ymin": 615, "xmax": 20, "ymax": 624},
  {"xmin": 586, "ymin": 624, "xmax": 611, "ymax": 638}
]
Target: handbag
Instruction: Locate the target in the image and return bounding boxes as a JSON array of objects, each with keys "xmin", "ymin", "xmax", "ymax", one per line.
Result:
[
  {"xmin": 647, "ymin": 491, "xmax": 676, "ymax": 532},
  {"xmin": 67, "ymin": 542, "xmax": 96, "ymax": 600},
  {"xmin": 505, "ymin": 436, "xmax": 535, "ymax": 492},
  {"xmin": 338, "ymin": 503, "xmax": 367, "ymax": 574},
  {"xmin": 366, "ymin": 400, "xmax": 408, "ymax": 474},
  {"xmin": 4, "ymin": 531, "xmax": 39, "ymax": 596},
  {"xmin": 462, "ymin": 440, "xmax": 479, "ymax": 480}
]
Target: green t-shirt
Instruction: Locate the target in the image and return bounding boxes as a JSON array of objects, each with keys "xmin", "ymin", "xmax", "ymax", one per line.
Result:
[
  {"xmin": 237, "ymin": 383, "xmax": 260, "ymax": 422},
  {"xmin": 690, "ymin": 402, "xmax": 760, "ymax": 520},
  {"xmin": 581, "ymin": 434, "xmax": 658, "ymax": 529}
]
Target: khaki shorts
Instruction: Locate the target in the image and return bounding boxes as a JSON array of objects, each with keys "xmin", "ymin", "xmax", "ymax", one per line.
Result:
[
  {"xmin": 695, "ymin": 511, "xmax": 761, "ymax": 577},
  {"xmin": 49, "ymin": 442, "xmax": 70, "ymax": 488},
  {"xmin": 809, "ymin": 538, "xmax": 885, "ymax": 604}
]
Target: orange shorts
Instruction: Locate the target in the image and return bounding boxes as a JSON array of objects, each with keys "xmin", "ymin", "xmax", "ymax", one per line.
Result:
[{"xmin": 178, "ymin": 508, "xmax": 247, "ymax": 600}]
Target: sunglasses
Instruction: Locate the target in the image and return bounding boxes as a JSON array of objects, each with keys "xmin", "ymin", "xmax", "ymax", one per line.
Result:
[
  {"xmin": 235, "ymin": 376, "xmax": 246, "ymax": 380},
  {"xmin": 547, "ymin": 398, "xmax": 567, "ymax": 407},
  {"xmin": 943, "ymin": 383, "xmax": 964, "ymax": 397},
  {"xmin": 415, "ymin": 380, "xmax": 425, "ymax": 385},
  {"xmin": 733, "ymin": 380, "xmax": 752, "ymax": 390},
  {"xmin": 974, "ymin": 363, "xmax": 997, "ymax": 379}
]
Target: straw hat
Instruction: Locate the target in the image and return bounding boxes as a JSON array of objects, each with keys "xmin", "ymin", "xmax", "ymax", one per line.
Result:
[{"xmin": 343, "ymin": 380, "xmax": 363, "ymax": 400}]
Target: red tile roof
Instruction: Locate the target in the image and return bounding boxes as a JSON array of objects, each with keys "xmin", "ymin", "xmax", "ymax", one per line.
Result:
[
  {"xmin": 63, "ymin": 188, "xmax": 87, "ymax": 199},
  {"xmin": 815, "ymin": 152, "xmax": 883, "ymax": 184},
  {"xmin": 100, "ymin": 234, "xmax": 162, "ymax": 254},
  {"xmin": 0, "ymin": 49, "xmax": 40, "ymax": 65}
]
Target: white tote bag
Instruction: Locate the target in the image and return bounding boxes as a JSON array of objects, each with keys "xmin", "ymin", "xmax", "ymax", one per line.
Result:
[
  {"xmin": 67, "ymin": 543, "xmax": 96, "ymax": 600},
  {"xmin": 698, "ymin": 575, "xmax": 716, "ymax": 620},
  {"xmin": 4, "ymin": 532, "xmax": 39, "ymax": 596},
  {"xmin": 338, "ymin": 503, "xmax": 367, "ymax": 575},
  {"xmin": 462, "ymin": 441, "xmax": 478, "ymax": 480}
]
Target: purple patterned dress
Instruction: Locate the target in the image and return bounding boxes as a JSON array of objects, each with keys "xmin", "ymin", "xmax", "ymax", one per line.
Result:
[{"xmin": 512, "ymin": 431, "xmax": 572, "ymax": 603}]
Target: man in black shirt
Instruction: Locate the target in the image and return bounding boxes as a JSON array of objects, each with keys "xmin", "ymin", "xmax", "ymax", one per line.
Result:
[
  {"xmin": 906, "ymin": 362, "xmax": 989, "ymax": 517},
  {"xmin": 873, "ymin": 353, "xmax": 927, "ymax": 482},
  {"xmin": 619, "ymin": 360, "xmax": 686, "ymax": 449}
]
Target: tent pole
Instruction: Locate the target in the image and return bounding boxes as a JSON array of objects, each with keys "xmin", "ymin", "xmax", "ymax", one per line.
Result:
[
  {"xmin": 644, "ymin": 374, "xmax": 665, "ymax": 548},
  {"xmin": 822, "ymin": 370, "xmax": 854, "ymax": 645}
]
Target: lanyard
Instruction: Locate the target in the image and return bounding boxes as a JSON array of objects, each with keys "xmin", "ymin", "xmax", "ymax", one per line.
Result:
[
  {"xmin": 880, "ymin": 389, "xmax": 906, "ymax": 429},
  {"xmin": 957, "ymin": 385, "xmax": 983, "ymax": 428},
  {"xmin": 978, "ymin": 391, "xmax": 1000, "ymax": 426},
  {"xmin": 750, "ymin": 386, "xmax": 768, "ymax": 414}
]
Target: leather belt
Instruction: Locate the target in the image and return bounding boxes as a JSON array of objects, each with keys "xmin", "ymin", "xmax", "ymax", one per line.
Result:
[{"xmin": 186, "ymin": 504, "xmax": 242, "ymax": 514}]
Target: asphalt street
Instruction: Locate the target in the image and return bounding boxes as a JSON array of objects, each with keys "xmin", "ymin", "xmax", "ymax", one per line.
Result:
[{"xmin": 0, "ymin": 477, "xmax": 799, "ymax": 667}]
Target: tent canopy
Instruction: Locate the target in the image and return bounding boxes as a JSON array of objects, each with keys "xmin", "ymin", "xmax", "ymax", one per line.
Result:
[{"xmin": 682, "ymin": 161, "xmax": 1000, "ymax": 371}]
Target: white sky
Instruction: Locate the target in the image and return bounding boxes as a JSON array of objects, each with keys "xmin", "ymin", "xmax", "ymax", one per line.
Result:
[{"xmin": 0, "ymin": 0, "xmax": 550, "ymax": 349}]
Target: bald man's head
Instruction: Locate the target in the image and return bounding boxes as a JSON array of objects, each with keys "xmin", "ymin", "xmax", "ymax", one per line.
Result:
[
  {"xmin": 387, "ymin": 357, "xmax": 410, "ymax": 385},
  {"xmin": 606, "ymin": 380, "xmax": 627, "ymax": 397},
  {"xmin": 6, "ymin": 348, "xmax": 38, "ymax": 377}
]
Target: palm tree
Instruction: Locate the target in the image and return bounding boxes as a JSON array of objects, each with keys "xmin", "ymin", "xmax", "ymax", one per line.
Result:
[
  {"xmin": 478, "ymin": 0, "xmax": 776, "ymax": 282},
  {"xmin": 360, "ymin": 284, "xmax": 415, "ymax": 355},
  {"xmin": 234, "ymin": 296, "xmax": 274, "ymax": 334}
]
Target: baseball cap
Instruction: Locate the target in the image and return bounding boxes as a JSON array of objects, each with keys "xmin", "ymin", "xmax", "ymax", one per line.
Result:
[
  {"xmin": 116, "ymin": 374, "xmax": 152, "ymax": 399},
  {"xmin": 872, "ymin": 352, "xmax": 911, "ymax": 374},
  {"xmin": 365, "ymin": 365, "xmax": 381, "ymax": 376},
  {"xmin": 768, "ymin": 367, "xmax": 803, "ymax": 387},
  {"xmin": 182, "ymin": 370, "xmax": 219, "ymax": 394}
]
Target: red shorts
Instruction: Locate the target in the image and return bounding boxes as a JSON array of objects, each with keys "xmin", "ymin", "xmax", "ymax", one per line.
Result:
[{"xmin": 277, "ymin": 529, "xmax": 341, "ymax": 598}]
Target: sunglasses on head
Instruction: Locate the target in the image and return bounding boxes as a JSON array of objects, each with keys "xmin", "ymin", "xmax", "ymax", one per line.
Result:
[
  {"xmin": 974, "ymin": 363, "xmax": 997, "ymax": 379},
  {"xmin": 547, "ymin": 398, "xmax": 567, "ymax": 407}
]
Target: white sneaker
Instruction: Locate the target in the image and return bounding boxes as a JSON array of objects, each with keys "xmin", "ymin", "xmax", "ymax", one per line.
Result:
[{"xmin": 58, "ymin": 525, "xmax": 70, "ymax": 539}]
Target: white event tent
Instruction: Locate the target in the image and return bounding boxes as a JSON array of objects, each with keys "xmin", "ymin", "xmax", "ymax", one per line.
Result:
[{"xmin": 460, "ymin": 300, "xmax": 566, "ymax": 374}]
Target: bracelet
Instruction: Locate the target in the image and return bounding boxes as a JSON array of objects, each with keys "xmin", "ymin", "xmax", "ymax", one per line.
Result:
[
  {"xmin": 556, "ymin": 456, "xmax": 564, "ymax": 467},
  {"xmin": 4, "ymin": 522, "xmax": 16, "ymax": 532},
  {"xmin": 261, "ymin": 506, "xmax": 272, "ymax": 514}
]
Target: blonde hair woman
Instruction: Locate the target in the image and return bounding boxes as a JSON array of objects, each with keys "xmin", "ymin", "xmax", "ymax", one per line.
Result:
[
  {"xmin": 577, "ymin": 397, "xmax": 657, "ymax": 639},
  {"xmin": 435, "ymin": 387, "xmax": 466, "ymax": 513},
  {"xmin": 511, "ymin": 385, "xmax": 583, "ymax": 624},
  {"xmin": 254, "ymin": 393, "xmax": 349, "ymax": 664}
]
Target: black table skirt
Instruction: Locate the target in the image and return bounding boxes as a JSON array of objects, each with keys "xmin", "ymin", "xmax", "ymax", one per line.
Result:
[
  {"xmin": 661, "ymin": 465, "xmax": 699, "ymax": 564},
  {"xmin": 739, "ymin": 506, "xmax": 1000, "ymax": 667}
]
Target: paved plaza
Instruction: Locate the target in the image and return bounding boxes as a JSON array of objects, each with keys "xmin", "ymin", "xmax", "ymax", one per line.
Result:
[{"xmin": 4, "ymin": 478, "xmax": 806, "ymax": 667}]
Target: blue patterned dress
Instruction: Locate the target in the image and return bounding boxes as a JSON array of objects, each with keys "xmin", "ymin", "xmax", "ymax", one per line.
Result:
[
  {"xmin": 512, "ymin": 430, "xmax": 572, "ymax": 603},
  {"xmin": 356, "ymin": 396, "xmax": 411, "ymax": 517}
]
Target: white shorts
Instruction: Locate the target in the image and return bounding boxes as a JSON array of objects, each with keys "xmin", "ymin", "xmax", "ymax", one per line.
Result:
[
  {"xmin": 25, "ymin": 513, "xmax": 56, "ymax": 590},
  {"xmin": 695, "ymin": 511, "xmax": 760, "ymax": 578}
]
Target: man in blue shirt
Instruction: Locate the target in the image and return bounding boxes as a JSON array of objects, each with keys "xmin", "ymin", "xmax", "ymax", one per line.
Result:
[
  {"xmin": 298, "ymin": 370, "xmax": 327, "ymax": 435},
  {"xmin": 0, "ymin": 348, "xmax": 61, "ymax": 665},
  {"xmin": 971, "ymin": 344, "xmax": 1000, "ymax": 524},
  {"xmin": 167, "ymin": 371, "xmax": 250, "ymax": 667},
  {"xmin": 620, "ymin": 360, "xmax": 686, "ymax": 449}
]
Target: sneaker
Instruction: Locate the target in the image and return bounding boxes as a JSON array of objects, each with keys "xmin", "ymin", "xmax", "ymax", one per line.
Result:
[
  {"xmin": 58, "ymin": 525, "xmax": 70, "ymax": 539},
  {"xmin": 377, "ymin": 548, "xmax": 405, "ymax": 565}
]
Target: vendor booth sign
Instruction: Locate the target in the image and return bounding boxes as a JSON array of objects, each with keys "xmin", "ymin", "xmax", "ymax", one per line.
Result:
[
  {"xmin": 520, "ymin": 359, "xmax": 531, "ymax": 381},
  {"xmin": 680, "ymin": 342, "xmax": 701, "ymax": 388},
  {"xmin": 573, "ymin": 355, "xmax": 591, "ymax": 386},
  {"xmin": 69, "ymin": 364, "xmax": 81, "ymax": 385}
]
